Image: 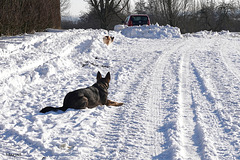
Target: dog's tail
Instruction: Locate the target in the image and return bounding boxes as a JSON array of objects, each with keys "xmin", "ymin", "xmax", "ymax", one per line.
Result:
[{"xmin": 40, "ymin": 106, "xmax": 67, "ymax": 113}]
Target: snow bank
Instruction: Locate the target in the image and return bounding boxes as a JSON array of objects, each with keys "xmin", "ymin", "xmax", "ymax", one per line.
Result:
[
  {"xmin": 185, "ymin": 30, "xmax": 240, "ymax": 38},
  {"xmin": 115, "ymin": 24, "xmax": 182, "ymax": 39}
]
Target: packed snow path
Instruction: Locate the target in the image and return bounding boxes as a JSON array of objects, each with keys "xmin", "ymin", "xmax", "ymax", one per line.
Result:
[{"xmin": 0, "ymin": 28, "xmax": 240, "ymax": 159}]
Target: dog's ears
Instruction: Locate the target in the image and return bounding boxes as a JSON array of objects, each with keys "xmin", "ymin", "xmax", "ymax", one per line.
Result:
[
  {"xmin": 97, "ymin": 71, "xmax": 110, "ymax": 82},
  {"xmin": 97, "ymin": 71, "xmax": 102, "ymax": 81},
  {"xmin": 105, "ymin": 72, "xmax": 110, "ymax": 83}
]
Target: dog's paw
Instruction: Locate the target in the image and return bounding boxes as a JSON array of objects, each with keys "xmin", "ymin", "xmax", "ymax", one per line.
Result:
[
  {"xmin": 106, "ymin": 100, "xmax": 123, "ymax": 106},
  {"xmin": 115, "ymin": 102, "xmax": 124, "ymax": 106}
]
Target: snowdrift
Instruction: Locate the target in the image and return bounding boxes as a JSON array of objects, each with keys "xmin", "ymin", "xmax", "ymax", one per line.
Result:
[
  {"xmin": 185, "ymin": 30, "xmax": 240, "ymax": 38},
  {"xmin": 115, "ymin": 24, "xmax": 182, "ymax": 39}
]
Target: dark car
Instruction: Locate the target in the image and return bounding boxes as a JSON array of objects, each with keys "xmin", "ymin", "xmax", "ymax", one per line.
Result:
[{"xmin": 124, "ymin": 14, "xmax": 150, "ymax": 26}]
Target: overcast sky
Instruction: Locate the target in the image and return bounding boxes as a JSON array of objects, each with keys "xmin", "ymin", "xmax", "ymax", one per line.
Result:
[
  {"xmin": 68, "ymin": 0, "xmax": 89, "ymax": 16},
  {"xmin": 68, "ymin": 0, "xmax": 138, "ymax": 16}
]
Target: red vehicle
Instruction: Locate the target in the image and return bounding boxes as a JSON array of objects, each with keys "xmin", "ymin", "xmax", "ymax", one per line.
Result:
[{"xmin": 124, "ymin": 14, "xmax": 150, "ymax": 26}]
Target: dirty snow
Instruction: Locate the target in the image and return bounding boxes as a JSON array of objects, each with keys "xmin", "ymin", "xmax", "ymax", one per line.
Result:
[{"xmin": 0, "ymin": 25, "xmax": 240, "ymax": 159}]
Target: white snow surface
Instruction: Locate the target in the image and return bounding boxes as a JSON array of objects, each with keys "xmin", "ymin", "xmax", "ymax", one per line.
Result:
[
  {"xmin": 1, "ymin": 26, "xmax": 240, "ymax": 160},
  {"xmin": 115, "ymin": 24, "xmax": 182, "ymax": 39}
]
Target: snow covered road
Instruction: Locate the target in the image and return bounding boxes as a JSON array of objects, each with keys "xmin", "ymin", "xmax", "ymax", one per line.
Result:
[{"xmin": 0, "ymin": 28, "xmax": 240, "ymax": 159}]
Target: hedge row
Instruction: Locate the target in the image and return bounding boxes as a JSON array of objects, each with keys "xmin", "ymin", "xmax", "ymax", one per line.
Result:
[{"xmin": 0, "ymin": 0, "xmax": 61, "ymax": 36}]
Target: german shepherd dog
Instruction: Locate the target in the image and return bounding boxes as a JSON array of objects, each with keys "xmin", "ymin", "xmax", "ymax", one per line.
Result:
[
  {"xmin": 40, "ymin": 72, "xmax": 123, "ymax": 113},
  {"xmin": 103, "ymin": 36, "xmax": 114, "ymax": 45}
]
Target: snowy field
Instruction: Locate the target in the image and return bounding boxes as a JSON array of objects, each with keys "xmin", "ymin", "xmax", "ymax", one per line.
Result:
[{"xmin": 0, "ymin": 25, "xmax": 240, "ymax": 160}]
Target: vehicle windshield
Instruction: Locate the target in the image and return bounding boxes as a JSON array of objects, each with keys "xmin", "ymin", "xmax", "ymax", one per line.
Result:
[{"xmin": 131, "ymin": 16, "xmax": 148, "ymax": 25}]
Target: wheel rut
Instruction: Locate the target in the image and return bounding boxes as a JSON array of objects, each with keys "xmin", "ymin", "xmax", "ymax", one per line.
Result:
[
  {"xmin": 177, "ymin": 52, "xmax": 201, "ymax": 160},
  {"xmin": 91, "ymin": 51, "xmax": 161, "ymax": 159}
]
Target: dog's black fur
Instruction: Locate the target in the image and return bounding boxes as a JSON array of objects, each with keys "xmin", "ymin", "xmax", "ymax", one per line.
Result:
[{"xmin": 40, "ymin": 72, "xmax": 123, "ymax": 113}]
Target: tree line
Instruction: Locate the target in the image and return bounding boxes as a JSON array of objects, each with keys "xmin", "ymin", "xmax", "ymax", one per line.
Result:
[
  {"xmin": 1, "ymin": 0, "xmax": 239, "ymax": 35},
  {"xmin": 62, "ymin": 0, "xmax": 240, "ymax": 33},
  {"xmin": 0, "ymin": 0, "xmax": 61, "ymax": 36}
]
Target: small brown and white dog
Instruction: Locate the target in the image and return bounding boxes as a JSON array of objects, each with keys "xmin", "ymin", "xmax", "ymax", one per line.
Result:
[{"xmin": 103, "ymin": 36, "xmax": 114, "ymax": 45}]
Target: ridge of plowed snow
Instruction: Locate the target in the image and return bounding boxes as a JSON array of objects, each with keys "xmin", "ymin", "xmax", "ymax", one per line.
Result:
[{"xmin": 119, "ymin": 24, "xmax": 182, "ymax": 39}]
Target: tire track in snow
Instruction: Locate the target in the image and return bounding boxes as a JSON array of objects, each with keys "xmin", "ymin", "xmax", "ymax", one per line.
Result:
[
  {"xmin": 147, "ymin": 50, "xmax": 169, "ymax": 159},
  {"xmin": 177, "ymin": 51, "xmax": 202, "ymax": 160},
  {"xmin": 79, "ymin": 38, "xmax": 171, "ymax": 159},
  {"xmin": 176, "ymin": 39, "xmax": 228, "ymax": 159},
  {"xmin": 175, "ymin": 37, "xmax": 240, "ymax": 159},
  {"xmin": 190, "ymin": 63, "xmax": 220, "ymax": 159},
  {"xmin": 95, "ymin": 53, "xmax": 160, "ymax": 159},
  {"xmin": 151, "ymin": 39, "xmax": 211, "ymax": 160},
  {"xmin": 157, "ymin": 43, "xmax": 189, "ymax": 159},
  {"xmin": 145, "ymin": 40, "xmax": 204, "ymax": 159},
  {"xmin": 190, "ymin": 41, "xmax": 240, "ymax": 159}
]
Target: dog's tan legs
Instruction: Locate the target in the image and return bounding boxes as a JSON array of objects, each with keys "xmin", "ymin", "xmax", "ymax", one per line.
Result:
[{"xmin": 106, "ymin": 100, "xmax": 123, "ymax": 106}]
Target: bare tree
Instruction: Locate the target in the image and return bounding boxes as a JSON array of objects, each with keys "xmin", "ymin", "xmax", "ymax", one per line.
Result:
[
  {"xmin": 197, "ymin": 2, "xmax": 216, "ymax": 30},
  {"xmin": 145, "ymin": 0, "xmax": 191, "ymax": 26},
  {"xmin": 135, "ymin": 0, "xmax": 148, "ymax": 14},
  {"xmin": 87, "ymin": 0, "xmax": 130, "ymax": 29},
  {"xmin": 120, "ymin": 0, "xmax": 131, "ymax": 15},
  {"xmin": 215, "ymin": 1, "xmax": 237, "ymax": 31},
  {"xmin": 60, "ymin": 0, "xmax": 70, "ymax": 16}
]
